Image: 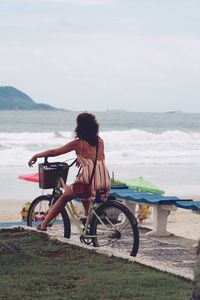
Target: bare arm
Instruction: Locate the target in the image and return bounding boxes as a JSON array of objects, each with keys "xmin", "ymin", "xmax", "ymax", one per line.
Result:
[{"xmin": 28, "ymin": 140, "xmax": 78, "ymax": 167}]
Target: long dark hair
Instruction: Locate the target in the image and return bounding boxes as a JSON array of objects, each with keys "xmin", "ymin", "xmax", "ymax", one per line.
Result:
[{"xmin": 75, "ymin": 112, "xmax": 99, "ymax": 146}]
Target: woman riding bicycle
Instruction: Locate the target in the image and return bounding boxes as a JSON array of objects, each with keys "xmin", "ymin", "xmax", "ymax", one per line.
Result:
[{"xmin": 28, "ymin": 112, "xmax": 111, "ymax": 231}]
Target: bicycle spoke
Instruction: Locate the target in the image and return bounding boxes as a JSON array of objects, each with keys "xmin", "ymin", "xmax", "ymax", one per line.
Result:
[
  {"xmin": 90, "ymin": 201, "xmax": 139, "ymax": 256},
  {"xmin": 27, "ymin": 195, "xmax": 69, "ymax": 239}
]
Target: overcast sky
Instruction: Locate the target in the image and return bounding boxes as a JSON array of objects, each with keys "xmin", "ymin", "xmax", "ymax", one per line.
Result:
[{"xmin": 0, "ymin": 0, "xmax": 200, "ymax": 112}]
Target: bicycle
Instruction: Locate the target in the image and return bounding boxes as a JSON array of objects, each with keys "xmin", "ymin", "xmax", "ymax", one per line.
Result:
[{"xmin": 26, "ymin": 158, "xmax": 139, "ymax": 257}]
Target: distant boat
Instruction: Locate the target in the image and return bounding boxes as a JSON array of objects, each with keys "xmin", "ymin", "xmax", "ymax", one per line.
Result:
[
  {"xmin": 106, "ymin": 109, "xmax": 127, "ymax": 112},
  {"xmin": 165, "ymin": 110, "xmax": 182, "ymax": 114}
]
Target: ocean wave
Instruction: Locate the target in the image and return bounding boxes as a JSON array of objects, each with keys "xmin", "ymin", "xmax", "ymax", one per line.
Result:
[
  {"xmin": 102, "ymin": 129, "xmax": 200, "ymax": 142},
  {"xmin": 1, "ymin": 129, "xmax": 200, "ymax": 145},
  {"xmin": 1, "ymin": 129, "xmax": 200, "ymax": 167},
  {"xmin": 54, "ymin": 131, "xmax": 65, "ymax": 138}
]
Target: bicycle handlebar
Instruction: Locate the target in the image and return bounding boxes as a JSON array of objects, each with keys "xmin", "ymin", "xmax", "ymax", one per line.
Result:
[{"xmin": 43, "ymin": 157, "xmax": 77, "ymax": 168}]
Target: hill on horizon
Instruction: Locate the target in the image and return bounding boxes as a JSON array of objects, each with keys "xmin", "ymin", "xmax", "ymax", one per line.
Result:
[{"xmin": 0, "ymin": 86, "xmax": 61, "ymax": 110}]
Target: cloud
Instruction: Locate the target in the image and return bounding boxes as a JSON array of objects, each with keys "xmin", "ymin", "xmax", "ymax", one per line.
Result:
[
  {"xmin": 1, "ymin": 0, "xmax": 200, "ymax": 111},
  {"xmin": 3, "ymin": 0, "xmax": 117, "ymax": 5}
]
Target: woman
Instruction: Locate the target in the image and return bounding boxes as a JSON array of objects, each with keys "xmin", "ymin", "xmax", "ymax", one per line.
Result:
[{"xmin": 28, "ymin": 112, "xmax": 110, "ymax": 231}]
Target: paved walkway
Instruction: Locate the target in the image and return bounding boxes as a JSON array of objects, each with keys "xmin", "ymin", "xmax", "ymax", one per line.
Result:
[
  {"xmin": 47, "ymin": 225, "xmax": 197, "ymax": 281},
  {"xmin": 135, "ymin": 227, "xmax": 197, "ymax": 280}
]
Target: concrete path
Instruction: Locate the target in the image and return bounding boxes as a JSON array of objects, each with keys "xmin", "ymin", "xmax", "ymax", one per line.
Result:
[{"xmin": 135, "ymin": 227, "xmax": 197, "ymax": 280}]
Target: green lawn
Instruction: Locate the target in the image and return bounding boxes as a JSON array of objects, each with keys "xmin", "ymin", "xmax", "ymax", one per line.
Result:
[{"xmin": 0, "ymin": 228, "xmax": 191, "ymax": 300}]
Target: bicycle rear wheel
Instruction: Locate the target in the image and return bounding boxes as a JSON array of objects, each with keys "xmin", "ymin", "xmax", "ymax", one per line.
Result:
[
  {"xmin": 90, "ymin": 200, "xmax": 139, "ymax": 257},
  {"xmin": 27, "ymin": 195, "xmax": 70, "ymax": 239}
]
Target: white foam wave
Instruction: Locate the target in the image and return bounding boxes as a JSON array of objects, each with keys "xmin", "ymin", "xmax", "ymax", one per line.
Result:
[
  {"xmin": 1, "ymin": 129, "xmax": 200, "ymax": 166},
  {"xmin": 101, "ymin": 129, "xmax": 200, "ymax": 165},
  {"xmin": 0, "ymin": 131, "xmax": 73, "ymax": 147}
]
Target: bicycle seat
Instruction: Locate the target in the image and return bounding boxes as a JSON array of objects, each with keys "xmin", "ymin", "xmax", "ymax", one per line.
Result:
[
  {"xmin": 94, "ymin": 189, "xmax": 109, "ymax": 204},
  {"xmin": 96, "ymin": 189, "xmax": 108, "ymax": 196}
]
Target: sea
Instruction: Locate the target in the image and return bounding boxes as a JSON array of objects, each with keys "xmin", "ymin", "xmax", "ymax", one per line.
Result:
[{"xmin": 1, "ymin": 110, "xmax": 200, "ymax": 201}]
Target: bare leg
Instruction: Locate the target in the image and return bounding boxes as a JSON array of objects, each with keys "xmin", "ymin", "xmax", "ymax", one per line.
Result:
[{"xmin": 40, "ymin": 185, "xmax": 74, "ymax": 230}]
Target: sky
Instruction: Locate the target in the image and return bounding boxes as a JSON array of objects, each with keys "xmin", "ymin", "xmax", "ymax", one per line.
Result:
[{"xmin": 0, "ymin": 0, "xmax": 200, "ymax": 112}]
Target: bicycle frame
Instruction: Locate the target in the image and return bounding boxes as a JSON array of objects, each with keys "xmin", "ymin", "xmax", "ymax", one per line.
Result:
[
  {"xmin": 25, "ymin": 162, "xmax": 140, "ymax": 256},
  {"xmin": 57, "ymin": 177, "xmax": 99, "ymax": 238}
]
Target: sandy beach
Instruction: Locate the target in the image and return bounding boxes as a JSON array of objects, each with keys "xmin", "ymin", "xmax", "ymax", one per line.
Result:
[
  {"xmin": 0, "ymin": 200, "xmax": 26, "ymax": 222},
  {"xmin": 0, "ymin": 198, "xmax": 199, "ymax": 241}
]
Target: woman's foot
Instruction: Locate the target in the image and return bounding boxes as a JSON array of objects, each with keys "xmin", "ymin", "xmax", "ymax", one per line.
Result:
[{"xmin": 37, "ymin": 223, "xmax": 47, "ymax": 231}]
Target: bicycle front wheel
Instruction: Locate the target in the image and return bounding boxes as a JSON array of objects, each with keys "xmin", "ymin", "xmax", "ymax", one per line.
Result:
[
  {"xmin": 90, "ymin": 200, "xmax": 139, "ymax": 257},
  {"xmin": 27, "ymin": 195, "xmax": 70, "ymax": 239}
]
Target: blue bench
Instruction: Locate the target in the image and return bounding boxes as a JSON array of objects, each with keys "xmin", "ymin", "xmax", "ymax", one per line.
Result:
[
  {"xmin": 109, "ymin": 188, "xmax": 200, "ymax": 236},
  {"xmin": 175, "ymin": 200, "xmax": 200, "ymax": 212}
]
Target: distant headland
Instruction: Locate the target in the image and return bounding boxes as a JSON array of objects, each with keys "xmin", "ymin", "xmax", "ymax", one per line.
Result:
[{"xmin": 0, "ymin": 86, "xmax": 67, "ymax": 111}]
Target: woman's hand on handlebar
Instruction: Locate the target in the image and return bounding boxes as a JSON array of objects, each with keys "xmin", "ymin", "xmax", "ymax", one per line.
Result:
[{"xmin": 28, "ymin": 155, "xmax": 37, "ymax": 167}]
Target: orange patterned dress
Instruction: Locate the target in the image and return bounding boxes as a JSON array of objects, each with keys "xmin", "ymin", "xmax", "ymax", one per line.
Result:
[{"xmin": 75, "ymin": 138, "xmax": 110, "ymax": 199}]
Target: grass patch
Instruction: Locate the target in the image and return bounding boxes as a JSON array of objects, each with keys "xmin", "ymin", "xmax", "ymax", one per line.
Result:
[{"xmin": 0, "ymin": 228, "xmax": 191, "ymax": 300}]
